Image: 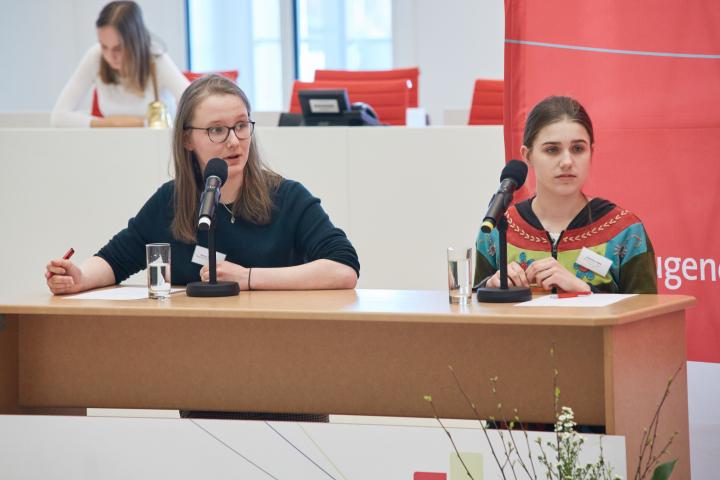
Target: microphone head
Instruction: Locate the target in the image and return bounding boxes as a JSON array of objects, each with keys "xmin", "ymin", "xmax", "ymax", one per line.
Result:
[
  {"xmin": 500, "ymin": 159, "xmax": 528, "ymax": 188},
  {"xmin": 204, "ymin": 158, "xmax": 228, "ymax": 184}
]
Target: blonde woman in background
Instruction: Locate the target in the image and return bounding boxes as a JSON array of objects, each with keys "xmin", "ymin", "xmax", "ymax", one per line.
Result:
[{"xmin": 51, "ymin": 1, "xmax": 189, "ymax": 127}]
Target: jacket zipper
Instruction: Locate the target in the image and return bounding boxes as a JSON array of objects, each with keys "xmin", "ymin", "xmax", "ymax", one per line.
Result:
[
  {"xmin": 548, "ymin": 231, "xmax": 563, "ymax": 294},
  {"xmin": 548, "ymin": 231, "xmax": 563, "ymax": 258}
]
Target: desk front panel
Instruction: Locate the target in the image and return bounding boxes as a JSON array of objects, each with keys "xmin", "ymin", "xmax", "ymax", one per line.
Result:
[{"xmin": 18, "ymin": 312, "xmax": 605, "ymax": 424}]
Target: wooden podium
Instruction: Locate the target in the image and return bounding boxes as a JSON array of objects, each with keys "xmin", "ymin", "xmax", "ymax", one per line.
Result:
[{"xmin": 0, "ymin": 289, "xmax": 694, "ymax": 478}]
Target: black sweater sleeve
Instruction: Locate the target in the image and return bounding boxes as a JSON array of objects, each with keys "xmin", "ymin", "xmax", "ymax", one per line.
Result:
[
  {"xmin": 285, "ymin": 181, "xmax": 360, "ymax": 276},
  {"xmin": 96, "ymin": 184, "xmax": 173, "ymax": 283}
]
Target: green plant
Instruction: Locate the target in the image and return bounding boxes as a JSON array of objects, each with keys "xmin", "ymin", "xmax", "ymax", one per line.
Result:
[{"xmin": 424, "ymin": 350, "xmax": 682, "ymax": 480}]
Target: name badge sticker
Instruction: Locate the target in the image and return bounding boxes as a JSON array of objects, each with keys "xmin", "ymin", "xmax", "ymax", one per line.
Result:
[
  {"xmin": 191, "ymin": 245, "xmax": 227, "ymax": 266},
  {"xmin": 575, "ymin": 247, "xmax": 612, "ymax": 277}
]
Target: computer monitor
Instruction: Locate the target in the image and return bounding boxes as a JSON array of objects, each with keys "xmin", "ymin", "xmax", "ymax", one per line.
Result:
[
  {"xmin": 298, "ymin": 89, "xmax": 351, "ymax": 119},
  {"xmin": 290, "ymin": 88, "xmax": 380, "ymax": 126}
]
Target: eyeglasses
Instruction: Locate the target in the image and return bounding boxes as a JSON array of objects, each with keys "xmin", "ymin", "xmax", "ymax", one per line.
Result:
[{"xmin": 184, "ymin": 121, "xmax": 255, "ymax": 143}]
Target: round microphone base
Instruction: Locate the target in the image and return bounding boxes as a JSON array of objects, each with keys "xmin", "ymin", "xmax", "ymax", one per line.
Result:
[
  {"xmin": 186, "ymin": 281, "xmax": 240, "ymax": 297},
  {"xmin": 476, "ymin": 286, "xmax": 532, "ymax": 303}
]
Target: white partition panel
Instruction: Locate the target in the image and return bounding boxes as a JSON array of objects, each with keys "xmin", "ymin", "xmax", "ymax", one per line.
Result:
[
  {"xmin": 258, "ymin": 126, "xmax": 504, "ymax": 289},
  {"xmin": 0, "ymin": 112, "xmax": 51, "ymax": 128},
  {"xmin": 255, "ymin": 127, "xmax": 351, "ymax": 231},
  {"xmin": 444, "ymin": 108, "xmax": 471, "ymax": 126},
  {"xmin": 0, "ymin": 126, "xmax": 504, "ymax": 294},
  {"xmin": 0, "ymin": 415, "xmax": 626, "ymax": 480},
  {"xmin": 0, "ymin": 128, "xmax": 172, "ymax": 294},
  {"xmin": 346, "ymin": 126, "xmax": 503, "ymax": 289},
  {"xmin": 250, "ymin": 111, "xmax": 282, "ymax": 127}
]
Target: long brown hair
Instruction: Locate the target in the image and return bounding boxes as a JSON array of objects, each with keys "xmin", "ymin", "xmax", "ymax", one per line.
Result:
[
  {"xmin": 171, "ymin": 75, "xmax": 282, "ymax": 243},
  {"xmin": 96, "ymin": 1, "xmax": 153, "ymax": 94},
  {"xmin": 523, "ymin": 96, "xmax": 594, "ymax": 149}
]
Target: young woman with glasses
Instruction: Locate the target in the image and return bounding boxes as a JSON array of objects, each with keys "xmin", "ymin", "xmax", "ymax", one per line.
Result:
[{"xmin": 45, "ymin": 75, "xmax": 359, "ymax": 295}]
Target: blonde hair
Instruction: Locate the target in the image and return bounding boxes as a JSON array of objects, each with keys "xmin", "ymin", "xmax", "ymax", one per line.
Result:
[
  {"xmin": 96, "ymin": 1, "xmax": 153, "ymax": 94},
  {"xmin": 171, "ymin": 75, "xmax": 282, "ymax": 243}
]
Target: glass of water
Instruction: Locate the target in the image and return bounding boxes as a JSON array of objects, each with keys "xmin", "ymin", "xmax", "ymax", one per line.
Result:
[
  {"xmin": 146, "ymin": 243, "xmax": 171, "ymax": 299},
  {"xmin": 447, "ymin": 247, "xmax": 472, "ymax": 304}
]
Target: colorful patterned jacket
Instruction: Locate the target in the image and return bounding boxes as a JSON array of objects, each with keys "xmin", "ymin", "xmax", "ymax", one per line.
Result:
[{"xmin": 474, "ymin": 198, "xmax": 658, "ymax": 294}]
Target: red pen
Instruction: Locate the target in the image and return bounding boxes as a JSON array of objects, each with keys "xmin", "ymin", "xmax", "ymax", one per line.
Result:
[
  {"xmin": 47, "ymin": 248, "xmax": 75, "ymax": 280},
  {"xmin": 557, "ymin": 291, "xmax": 592, "ymax": 299}
]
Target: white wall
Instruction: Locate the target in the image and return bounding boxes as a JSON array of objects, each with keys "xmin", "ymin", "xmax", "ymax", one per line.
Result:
[
  {"xmin": 0, "ymin": 0, "xmax": 186, "ymax": 111},
  {"xmin": 393, "ymin": 0, "xmax": 505, "ymax": 124}
]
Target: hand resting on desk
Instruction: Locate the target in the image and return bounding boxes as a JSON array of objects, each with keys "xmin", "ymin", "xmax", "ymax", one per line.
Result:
[
  {"xmin": 486, "ymin": 261, "xmax": 529, "ymax": 288},
  {"xmin": 525, "ymin": 257, "xmax": 590, "ymax": 292},
  {"xmin": 45, "ymin": 256, "xmax": 115, "ymax": 295},
  {"xmin": 485, "ymin": 258, "xmax": 591, "ymax": 292}
]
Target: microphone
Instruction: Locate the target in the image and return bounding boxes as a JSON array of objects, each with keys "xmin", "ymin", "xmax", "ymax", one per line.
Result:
[
  {"xmin": 186, "ymin": 156, "xmax": 239, "ymax": 297},
  {"xmin": 480, "ymin": 160, "xmax": 528, "ymax": 233},
  {"xmin": 476, "ymin": 159, "xmax": 532, "ymax": 303},
  {"xmin": 197, "ymin": 158, "xmax": 228, "ymax": 231}
]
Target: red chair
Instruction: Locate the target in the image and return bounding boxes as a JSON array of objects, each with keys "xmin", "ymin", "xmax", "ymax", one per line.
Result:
[
  {"xmin": 183, "ymin": 70, "xmax": 239, "ymax": 82},
  {"xmin": 314, "ymin": 68, "xmax": 420, "ymax": 108},
  {"xmin": 288, "ymin": 79, "xmax": 410, "ymax": 126},
  {"xmin": 468, "ymin": 79, "xmax": 503, "ymax": 125}
]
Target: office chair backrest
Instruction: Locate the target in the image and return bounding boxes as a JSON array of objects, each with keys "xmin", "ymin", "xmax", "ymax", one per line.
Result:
[
  {"xmin": 314, "ymin": 68, "xmax": 420, "ymax": 108},
  {"xmin": 469, "ymin": 79, "xmax": 504, "ymax": 125},
  {"xmin": 288, "ymin": 79, "xmax": 410, "ymax": 125}
]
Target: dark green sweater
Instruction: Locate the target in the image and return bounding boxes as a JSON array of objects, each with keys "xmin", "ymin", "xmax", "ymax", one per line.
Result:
[{"xmin": 97, "ymin": 179, "xmax": 360, "ymax": 284}]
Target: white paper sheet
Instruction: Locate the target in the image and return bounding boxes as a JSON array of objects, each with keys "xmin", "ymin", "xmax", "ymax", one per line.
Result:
[
  {"xmin": 516, "ymin": 293, "xmax": 636, "ymax": 307},
  {"xmin": 63, "ymin": 287, "xmax": 184, "ymax": 301}
]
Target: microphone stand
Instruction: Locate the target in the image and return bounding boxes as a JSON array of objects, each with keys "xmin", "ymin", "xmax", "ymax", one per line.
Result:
[
  {"xmin": 476, "ymin": 216, "xmax": 531, "ymax": 303},
  {"xmin": 186, "ymin": 212, "xmax": 240, "ymax": 297}
]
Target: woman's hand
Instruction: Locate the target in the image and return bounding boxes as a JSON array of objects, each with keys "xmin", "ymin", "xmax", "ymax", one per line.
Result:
[
  {"xmin": 200, "ymin": 261, "xmax": 249, "ymax": 289},
  {"xmin": 525, "ymin": 257, "xmax": 591, "ymax": 292},
  {"xmin": 486, "ymin": 261, "xmax": 529, "ymax": 288},
  {"xmin": 45, "ymin": 259, "xmax": 85, "ymax": 295}
]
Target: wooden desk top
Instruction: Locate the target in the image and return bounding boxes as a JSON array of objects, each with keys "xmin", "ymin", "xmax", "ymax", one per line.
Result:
[{"xmin": 0, "ymin": 288, "xmax": 695, "ymax": 327}]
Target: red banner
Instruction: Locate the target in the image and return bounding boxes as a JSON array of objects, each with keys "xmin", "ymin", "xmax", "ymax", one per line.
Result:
[{"xmin": 504, "ymin": 1, "xmax": 720, "ymax": 362}]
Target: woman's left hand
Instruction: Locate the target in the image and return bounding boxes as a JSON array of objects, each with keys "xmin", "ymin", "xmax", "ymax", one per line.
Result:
[
  {"xmin": 199, "ymin": 261, "xmax": 249, "ymax": 288},
  {"xmin": 525, "ymin": 257, "xmax": 591, "ymax": 293}
]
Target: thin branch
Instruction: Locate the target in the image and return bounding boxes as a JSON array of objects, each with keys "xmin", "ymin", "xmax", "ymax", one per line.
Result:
[
  {"xmin": 425, "ymin": 395, "xmax": 475, "ymax": 480},
  {"xmin": 640, "ymin": 431, "xmax": 678, "ymax": 480},
  {"xmin": 499, "ymin": 431, "xmax": 518, "ymax": 479},
  {"xmin": 494, "ymin": 402, "xmax": 524, "ymax": 480},
  {"xmin": 551, "ymin": 345, "xmax": 561, "ymax": 478},
  {"xmin": 490, "ymin": 381, "xmax": 520, "ymax": 480},
  {"xmin": 645, "ymin": 367, "xmax": 681, "ymax": 471},
  {"xmin": 515, "ymin": 414, "xmax": 539, "ymax": 479},
  {"xmin": 634, "ymin": 363, "xmax": 683, "ymax": 480},
  {"xmin": 447, "ymin": 365, "xmax": 508, "ymax": 479},
  {"xmin": 536, "ymin": 439, "xmax": 558, "ymax": 480}
]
